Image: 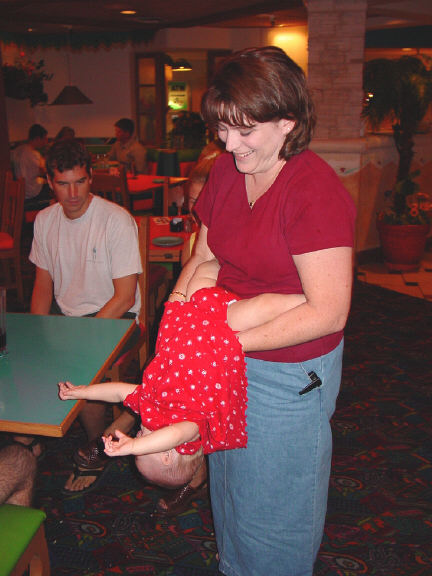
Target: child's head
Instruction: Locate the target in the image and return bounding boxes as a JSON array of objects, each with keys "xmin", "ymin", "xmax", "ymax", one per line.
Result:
[
  {"xmin": 135, "ymin": 447, "xmax": 204, "ymax": 488},
  {"xmin": 134, "ymin": 426, "xmax": 204, "ymax": 489}
]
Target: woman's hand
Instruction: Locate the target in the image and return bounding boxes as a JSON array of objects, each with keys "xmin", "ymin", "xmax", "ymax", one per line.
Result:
[{"xmin": 58, "ymin": 381, "xmax": 87, "ymax": 400}]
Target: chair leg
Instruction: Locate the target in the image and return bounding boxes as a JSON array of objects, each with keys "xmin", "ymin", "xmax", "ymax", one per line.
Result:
[
  {"xmin": 11, "ymin": 523, "xmax": 51, "ymax": 576},
  {"xmin": 14, "ymin": 254, "xmax": 24, "ymax": 303}
]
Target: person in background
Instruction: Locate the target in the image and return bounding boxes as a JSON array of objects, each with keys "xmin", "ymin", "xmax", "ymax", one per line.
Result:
[
  {"xmin": 12, "ymin": 123, "xmax": 51, "ymax": 208},
  {"xmin": 180, "ymin": 140, "xmax": 225, "ymax": 268},
  {"xmin": 55, "ymin": 126, "xmax": 75, "ymax": 141},
  {"xmin": 0, "ymin": 444, "xmax": 37, "ymax": 506},
  {"xmin": 25, "ymin": 139, "xmax": 142, "ymax": 495},
  {"xmin": 108, "ymin": 117, "xmax": 147, "ymax": 173},
  {"xmin": 185, "ymin": 139, "xmax": 225, "ymax": 214},
  {"xmin": 169, "ymin": 46, "xmax": 356, "ymax": 576}
]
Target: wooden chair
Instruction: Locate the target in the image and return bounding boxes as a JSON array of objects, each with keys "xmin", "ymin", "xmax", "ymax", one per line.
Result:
[
  {"xmin": 105, "ymin": 216, "xmax": 168, "ymax": 383},
  {"xmin": 0, "ymin": 168, "xmax": 7, "ymax": 213},
  {"xmin": 91, "ymin": 165, "xmax": 130, "ymax": 211},
  {"xmin": 0, "ymin": 175, "xmax": 25, "ymax": 302},
  {"xmin": 0, "ymin": 504, "xmax": 50, "ymax": 576},
  {"xmin": 138, "ymin": 216, "xmax": 170, "ymax": 330},
  {"xmin": 109, "ymin": 217, "xmax": 168, "ymax": 422}
]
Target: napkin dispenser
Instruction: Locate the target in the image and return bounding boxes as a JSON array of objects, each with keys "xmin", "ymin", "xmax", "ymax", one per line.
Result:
[{"xmin": 170, "ymin": 217, "xmax": 184, "ymax": 232}]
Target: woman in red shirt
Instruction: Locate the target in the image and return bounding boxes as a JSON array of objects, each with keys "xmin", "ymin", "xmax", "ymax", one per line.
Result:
[{"xmin": 169, "ymin": 46, "xmax": 356, "ymax": 576}]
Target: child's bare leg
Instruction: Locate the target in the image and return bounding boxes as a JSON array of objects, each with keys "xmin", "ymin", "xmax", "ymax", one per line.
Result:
[
  {"xmin": 186, "ymin": 259, "xmax": 220, "ymax": 300},
  {"xmin": 227, "ymin": 293, "xmax": 306, "ymax": 332}
]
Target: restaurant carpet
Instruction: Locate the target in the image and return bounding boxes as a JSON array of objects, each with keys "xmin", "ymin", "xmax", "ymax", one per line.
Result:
[{"xmin": 4, "ymin": 280, "xmax": 432, "ymax": 575}]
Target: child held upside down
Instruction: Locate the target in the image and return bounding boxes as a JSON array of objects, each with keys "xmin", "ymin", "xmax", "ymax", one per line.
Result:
[{"xmin": 58, "ymin": 259, "xmax": 306, "ymax": 489}]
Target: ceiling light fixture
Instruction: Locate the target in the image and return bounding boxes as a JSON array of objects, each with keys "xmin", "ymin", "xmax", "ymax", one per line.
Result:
[
  {"xmin": 51, "ymin": 27, "xmax": 92, "ymax": 105},
  {"xmin": 172, "ymin": 58, "xmax": 192, "ymax": 71},
  {"xmin": 120, "ymin": 10, "xmax": 136, "ymax": 15}
]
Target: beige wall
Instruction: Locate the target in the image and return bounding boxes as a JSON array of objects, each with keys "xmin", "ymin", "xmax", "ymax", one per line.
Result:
[
  {"xmin": 2, "ymin": 25, "xmax": 310, "ymax": 141},
  {"xmin": 3, "ymin": 19, "xmax": 431, "ymax": 253}
]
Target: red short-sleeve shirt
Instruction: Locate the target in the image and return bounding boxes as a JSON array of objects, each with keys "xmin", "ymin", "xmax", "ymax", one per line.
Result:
[{"xmin": 195, "ymin": 150, "xmax": 356, "ymax": 363}]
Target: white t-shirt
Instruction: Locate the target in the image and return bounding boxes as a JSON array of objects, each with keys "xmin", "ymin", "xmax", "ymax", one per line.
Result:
[
  {"xmin": 29, "ymin": 195, "xmax": 142, "ymax": 317},
  {"xmin": 12, "ymin": 143, "xmax": 45, "ymax": 199},
  {"xmin": 108, "ymin": 138, "xmax": 147, "ymax": 173}
]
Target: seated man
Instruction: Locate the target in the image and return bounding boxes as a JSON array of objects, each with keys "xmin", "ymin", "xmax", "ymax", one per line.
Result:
[
  {"xmin": 108, "ymin": 117, "xmax": 147, "ymax": 174},
  {"xmin": 28, "ymin": 138, "xmax": 142, "ymax": 494},
  {"xmin": 12, "ymin": 123, "xmax": 51, "ymax": 209}
]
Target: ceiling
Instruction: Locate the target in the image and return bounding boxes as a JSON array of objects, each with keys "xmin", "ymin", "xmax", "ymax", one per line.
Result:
[{"xmin": 0, "ymin": 0, "xmax": 431, "ymax": 46}]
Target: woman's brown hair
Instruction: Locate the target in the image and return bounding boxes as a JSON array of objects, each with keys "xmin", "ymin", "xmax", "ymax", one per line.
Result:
[{"xmin": 201, "ymin": 46, "xmax": 316, "ymax": 159}]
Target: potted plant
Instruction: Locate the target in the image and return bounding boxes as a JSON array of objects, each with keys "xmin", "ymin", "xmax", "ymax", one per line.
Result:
[
  {"xmin": 362, "ymin": 55, "xmax": 432, "ymax": 270},
  {"xmin": 2, "ymin": 55, "xmax": 53, "ymax": 107},
  {"xmin": 168, "ymin": 111, "xmax": 206, "ymax": 149}
]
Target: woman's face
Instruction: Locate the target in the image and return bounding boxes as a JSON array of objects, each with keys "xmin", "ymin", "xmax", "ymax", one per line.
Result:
[{"xmin": 217, "ymin": 119, "xmax": 294, "ymax": 175}]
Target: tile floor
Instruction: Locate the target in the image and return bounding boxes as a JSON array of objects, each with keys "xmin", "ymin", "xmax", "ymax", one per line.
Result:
[{"xmin": 356, "ymin": 249, "xmax": 432, "ymax": 301}]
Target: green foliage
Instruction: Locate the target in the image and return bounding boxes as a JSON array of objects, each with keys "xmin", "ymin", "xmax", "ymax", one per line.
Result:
[
  {"xmin": 363, "ymin": 56, "xmax": 431, "ymax": 138},
  {"xmin": 2, "ymin": 56, "xmax": 53, "ymax": 106},
  {"xmin": 378, "ymin": 170, "xmax": 429, "ymax": 225},
  {"xmin": 168, "ymin": 112, "xmax": 206, "ymax": 149},
  {"xmin": 363, "ymin": 56, "xmax": 432, "ymax": 225}
]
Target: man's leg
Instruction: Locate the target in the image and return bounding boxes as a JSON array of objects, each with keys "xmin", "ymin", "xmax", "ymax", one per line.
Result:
[
  {"xmin": 0, "ymin": 444, "xmax": 37, "ymax": 506},
  {"xmin": 64, "ymin": 402, "xmax": 137, "ymax": 493},
  {"xmin": 63, "ymin": 316, "xmax": 140, "ymax": 493}
]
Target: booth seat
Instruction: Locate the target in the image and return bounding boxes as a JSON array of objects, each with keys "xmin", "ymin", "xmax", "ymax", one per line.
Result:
[{"xmin": 146, "ymin": 147, "xmax": 201, "ymax": 177}]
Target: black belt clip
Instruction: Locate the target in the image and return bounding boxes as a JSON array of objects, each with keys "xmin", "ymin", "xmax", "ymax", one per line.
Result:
[{"xmin": 299, "ymin": 371, "xmax": 322, "ymax": 396}]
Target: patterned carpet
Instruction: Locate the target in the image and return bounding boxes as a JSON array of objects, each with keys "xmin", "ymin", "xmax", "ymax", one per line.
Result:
[{"xmin": 18, "ymin": 280, "xmax": 432, "ymax": 574}]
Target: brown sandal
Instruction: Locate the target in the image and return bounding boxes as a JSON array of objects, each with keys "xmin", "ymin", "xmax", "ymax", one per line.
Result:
[
  {"xmin": 156, "ymin": 481, "xmax": 208, "ymax": 516},
  {"xmin": 74, "ymin": 437, "xmax": 109, "ymax": 469}
]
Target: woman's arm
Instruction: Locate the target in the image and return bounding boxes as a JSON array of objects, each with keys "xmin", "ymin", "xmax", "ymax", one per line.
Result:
[
  {"xmin": 58, "ymin": 380, "xmax": 138, "ymax": 403},
  {"xmin": 227, "ymin": 292, "xmax": 306, "ymax": 331},
  {"xmin": 103, "ymin": 421, "xmax": 200, "ymax": 457},
  {"xmin": 169, "ymin": 225, "xmax": 215, "ymax": 302},
  {"xmin": 236, "ymin": 247, "xmax": 353, "ymax": 352}
]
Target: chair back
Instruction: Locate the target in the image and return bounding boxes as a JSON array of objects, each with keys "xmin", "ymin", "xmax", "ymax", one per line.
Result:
[
  {"xmin": 1, "ymin": 175, "xmax": 25, "ymax": 243},
  {"xmin": 137, "ymin": 216, "xmax": 150, "ymax": 327},
  {"xmin": 0, "ymin": 169, "xmax": 8, "ymax": 212},
  {"xmin": 91, "ymin": 165, "xmax": 130, "ymax": 211}
]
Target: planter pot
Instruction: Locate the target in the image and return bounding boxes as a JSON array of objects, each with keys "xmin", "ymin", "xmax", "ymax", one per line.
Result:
[{"xmin": 377, "ymin": 220, "xmax": 430, "ymax": 272}]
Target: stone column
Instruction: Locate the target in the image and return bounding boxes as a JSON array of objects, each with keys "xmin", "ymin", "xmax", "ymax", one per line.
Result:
[{"xmin": 306, "ymin": 0, "xmax": 367, "ymax": 139}]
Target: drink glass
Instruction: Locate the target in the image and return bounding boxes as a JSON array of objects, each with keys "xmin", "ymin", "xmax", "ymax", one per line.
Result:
[{"xmin": 0, "ymin": 287, "xmax": 7, "ymax": 356}]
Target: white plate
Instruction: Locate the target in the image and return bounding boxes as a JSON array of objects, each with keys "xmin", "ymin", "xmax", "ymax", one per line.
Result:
[{"xmin": 152, "ymin": 236, "xmax": 184, "ymax": 247}]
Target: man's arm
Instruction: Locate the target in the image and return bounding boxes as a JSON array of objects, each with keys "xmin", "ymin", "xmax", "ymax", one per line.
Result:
[
  {"xmin": 133, "ymin": 144, "xmax": 148, "ymax": 174},
  {"xmin": 30, "ymin": 266, "xmax": 54, "ymax": 314},
  {"xmin": 107, "ymin": 143, "xmax": 116, "ymax": 161},
  {"xmin": 96, "ymin": 274, "xmax": 138, "ymax": 318}
]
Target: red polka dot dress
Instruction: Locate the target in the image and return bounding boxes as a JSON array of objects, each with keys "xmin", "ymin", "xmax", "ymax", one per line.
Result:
[{"xmin": 124, "ymin": 287, "xmax": 248, "ymax": 455}]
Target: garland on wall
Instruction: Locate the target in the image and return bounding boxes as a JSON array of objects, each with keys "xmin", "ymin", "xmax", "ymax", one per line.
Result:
[{"xmin": 0, "ymin": 29, "xmax": 156, "ymax": 50}]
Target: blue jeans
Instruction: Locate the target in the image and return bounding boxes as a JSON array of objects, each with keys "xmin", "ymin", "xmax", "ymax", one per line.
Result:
[{"xmin": 209, "ymin": 340, "xmax": 344, "ymax": 576}]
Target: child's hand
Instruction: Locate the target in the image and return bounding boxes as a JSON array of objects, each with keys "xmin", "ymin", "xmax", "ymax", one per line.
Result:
[
  {"xmin": 58, "ymin": 381, "xmax": 86, "ymax": 400},
  {"xmin": 102, "ymin": 430, "xmax": 135, "ymax": 457}
]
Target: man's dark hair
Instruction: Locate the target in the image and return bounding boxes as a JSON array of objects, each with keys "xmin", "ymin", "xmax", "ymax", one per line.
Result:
[
  {"xmin": 114, "ymin": 118, "xmax": 134, "ymax": 136},
  {"xmin": 46, "ymin": 139, "xmax": 92, "ymax": 178},
  {"xmin": 28, "ymin": 124, "xmax": 48, "ymax": 141}
]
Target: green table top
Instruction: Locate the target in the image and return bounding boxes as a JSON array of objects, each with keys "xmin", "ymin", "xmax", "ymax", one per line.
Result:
[{"xmin": 0, "ymin": 313, "xmax": 134, "ymax": 437}]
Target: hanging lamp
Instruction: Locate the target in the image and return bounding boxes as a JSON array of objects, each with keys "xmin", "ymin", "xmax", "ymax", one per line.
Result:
[
  {"xmin": 172, "ymin": 58, "xmax": 192, "ymax": 71},
  {"xmin": 51, "ymin": 27, "xmax": 92, "ymax": 105}
]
